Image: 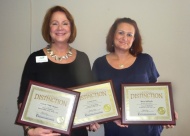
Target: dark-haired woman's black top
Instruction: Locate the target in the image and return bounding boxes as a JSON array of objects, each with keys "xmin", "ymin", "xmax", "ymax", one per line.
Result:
[{"xmin": 92, "ymin": 53, "xmax": 163, "ymax": 136}]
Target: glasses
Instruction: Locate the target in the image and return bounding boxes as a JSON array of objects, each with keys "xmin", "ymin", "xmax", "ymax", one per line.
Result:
[{"xmin": 116, "ymin": 30, "xmax": 134, "ymax": 39}]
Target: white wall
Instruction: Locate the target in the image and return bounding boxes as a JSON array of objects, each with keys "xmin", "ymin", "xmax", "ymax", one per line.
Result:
[
  {"xmin": 0, "ymin": 0, "xmax": 189, "ymax": 136},
  {"xmin": 0, "ymin": 0, "xmax": 31, "ymax": 136}
]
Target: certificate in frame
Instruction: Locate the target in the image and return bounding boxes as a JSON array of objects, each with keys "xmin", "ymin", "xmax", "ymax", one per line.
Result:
[
  {"xmin": 70, "ymin": 80, "xmax": 121, "ymax": 128},
  {"xmin": 121, "ymin": 82, "xmax": 176, "ymax": 125},
  {"xmin": 16, "ymin": 80, "xmax": 80, "ymax": 135}
]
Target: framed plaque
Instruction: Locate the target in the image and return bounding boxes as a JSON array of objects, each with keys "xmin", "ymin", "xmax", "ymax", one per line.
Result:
[
  {"xmin": 70, "ymin": 80, "xmax": 121, "ymax": 128},
  {"xmin": 121, "ymin": 82, "xmax": 176, "ymax": 125},
  {"xmin": 16, "ymin": 80, "xmax": 80, "ymax": 135}
]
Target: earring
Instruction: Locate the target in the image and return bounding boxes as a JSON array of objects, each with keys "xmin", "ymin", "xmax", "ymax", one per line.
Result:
[{"xmin": 130, "ymin": 47, "xmax": 133, "ymax": 53}]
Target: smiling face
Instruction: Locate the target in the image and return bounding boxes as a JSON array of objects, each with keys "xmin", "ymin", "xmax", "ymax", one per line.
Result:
[
  {"xmin": 49, "ymin": 11, "xmax": 71, "ymax": 44},
  {"xmin": 114, "ymin": 22, "xmax": 135, "ymax": 51}
]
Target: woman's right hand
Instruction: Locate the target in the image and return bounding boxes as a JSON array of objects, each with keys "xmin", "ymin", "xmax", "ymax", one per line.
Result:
[
  {"xmin": 27, "ymin": 127, "xmax": 61, "ymax": 136},
  {"xmin": 113, "ymin": 120, "xmax": 128, "ymax": 128}
]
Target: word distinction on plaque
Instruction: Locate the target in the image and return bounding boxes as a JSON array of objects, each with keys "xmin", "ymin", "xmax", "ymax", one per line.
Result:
[
  {"xmin": 70, "ymin": 80, "xmax": 121, "ymax": 128},
  {"xmin": 121, "ymin": 82, "xmax": 176, "ymax": 125},
  {"xmin": 15, "ymin": 80, "xmax": 80, "ymax": 135}
]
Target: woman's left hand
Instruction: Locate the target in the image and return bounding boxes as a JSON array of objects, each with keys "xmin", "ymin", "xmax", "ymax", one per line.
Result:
[
  {"xmin": 86, "ymin": 122, "xmax": 100, "ymax": 132},
  {"xmin": 163, "ymin": 111, "xmax": 178, "ymax": 129}
]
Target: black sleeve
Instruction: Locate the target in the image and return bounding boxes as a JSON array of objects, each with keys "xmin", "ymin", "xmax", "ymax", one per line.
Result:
[
  {"xmin": 73, "ymin": 51, "xmax": 94, "ymax": 84},
  {"xmin": 92, "ymin": 58, "xmax": 99, "ymax": 82},
  {"xmin": 17, "ymin": 53, "xmax": 37, "ymax": 104}
]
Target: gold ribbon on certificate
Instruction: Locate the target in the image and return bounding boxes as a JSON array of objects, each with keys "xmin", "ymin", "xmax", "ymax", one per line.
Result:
[
  {"xmin": 121, "ymin": 82, "xmax": 176, "ymax": 125},
  {"xmin": 70, "ymin": 80, "xmax": 121, "ymax": 128},
  {"xmin": 16, "ymin": 81, "xmax": 80, "ymax": 135}
]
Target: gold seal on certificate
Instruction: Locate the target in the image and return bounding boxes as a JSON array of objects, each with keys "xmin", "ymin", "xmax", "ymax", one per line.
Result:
[
  {"xmin": 15, "ymin": 80, "xmax": 80, "ymax": 135},
  {"xmin": 56, "ymin": 117, "xmax": 65, "ymax": 124},
  {"xmin": 121, "ymin": 82, "xmax": 176, "ymax": 125},
  {"xmin": 70, "ymin": 80, "xmax": 121, "ymax": 128},
  {"xmin": 157, "ymin": 107, "xmax": 166, "ymax": 115},
  {"xmin": 104, "ymin": 104, "xmax": 111, "ymax": 112}
]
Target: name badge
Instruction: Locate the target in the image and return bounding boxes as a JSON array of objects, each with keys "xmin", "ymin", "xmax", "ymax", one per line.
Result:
[{"xmin": 36, "ymin": 56, "xmax": 48, "ymax": 63}]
